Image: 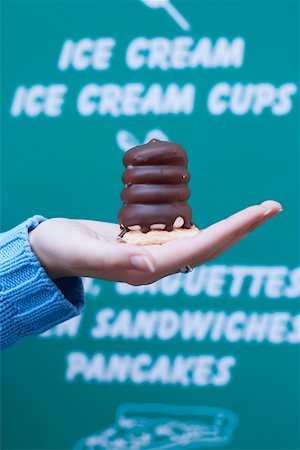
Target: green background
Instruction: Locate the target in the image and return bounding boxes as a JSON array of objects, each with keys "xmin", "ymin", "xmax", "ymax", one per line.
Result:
[{"xmin": 1, "ymin": 0, "xmax": 299, "ymax": 449}]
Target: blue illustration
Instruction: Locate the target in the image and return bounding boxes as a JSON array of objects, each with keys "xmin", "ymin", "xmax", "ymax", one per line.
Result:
[{"xmin": 74, "ymin": 403, "xmax": 238, "ymax": 449}]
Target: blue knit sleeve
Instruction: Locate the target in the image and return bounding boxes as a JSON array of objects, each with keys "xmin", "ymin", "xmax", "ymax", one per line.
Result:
[{"xmin": 0, "ymin": 216, "xmax": 85, "ymax": 350}]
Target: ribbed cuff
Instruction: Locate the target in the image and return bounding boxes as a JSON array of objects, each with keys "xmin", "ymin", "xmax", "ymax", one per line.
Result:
[{"xmin": 0, "ymin": 216, "xmax": 85, "ymax": 350}]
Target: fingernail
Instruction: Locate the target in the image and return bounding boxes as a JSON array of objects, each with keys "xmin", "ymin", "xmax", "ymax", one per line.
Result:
[
  {"xmin": 263, "ymin": 207, "xmax": 283, "ymax": 217},
  {"xmin": 263, "ymin": 209, "xmax": 272, "ymax": 217},
  {"xmin": 131, "ymin": 255, "xmax": 155, "ymax": 273}
]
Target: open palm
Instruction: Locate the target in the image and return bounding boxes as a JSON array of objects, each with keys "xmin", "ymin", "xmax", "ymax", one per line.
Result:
[{"xmin": 29, "ymin": 200, "xmax": 282, "ymax": 286}]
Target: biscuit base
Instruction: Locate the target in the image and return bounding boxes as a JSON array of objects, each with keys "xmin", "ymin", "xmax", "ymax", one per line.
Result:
[{"xmin": 119, "ymin": 225, "xmax": 200, "ymax": 246}]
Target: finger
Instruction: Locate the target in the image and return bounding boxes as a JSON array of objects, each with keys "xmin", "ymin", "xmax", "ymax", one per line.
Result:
[
  {"xmin": 260, "ymin": 200, "xmax": 283, "ymax": 215},
  {"xmin": 146, "ymin": 201, "xmax": 282, "ymax": 273},
  {"xmin": 190, "ymin": 202, "xmax": 282, "ymax": 266},
  {"xmin": 202, "ymin": 200, "xmax": 282, "ymax": 245},
  {"xmin": 149, "ymin": 229, "xmax": 249, "ymax": 280},
  {"xmin": 200, "ymin": 231, "xmax": 249, "ymax": 264},
  {"xmin": 245, "ymin": 201, "xmax": 282, "ymax": 232},
  {"xmin": 75, "ymin": 239, "xmax": 156, "ymax": 276}
]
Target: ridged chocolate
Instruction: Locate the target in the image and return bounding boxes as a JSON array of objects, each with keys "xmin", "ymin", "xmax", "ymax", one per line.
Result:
[{"xmin": 118, "ymin": 139, "xmax": 193, "ymax": 233}]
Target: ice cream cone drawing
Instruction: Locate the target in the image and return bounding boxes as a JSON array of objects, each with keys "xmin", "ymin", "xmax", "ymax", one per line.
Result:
[{"xmin": 140, "ymin": 0, "xmax": 191, "ymax": 31}]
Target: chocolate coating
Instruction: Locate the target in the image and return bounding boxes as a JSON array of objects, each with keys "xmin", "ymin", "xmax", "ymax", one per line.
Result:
[
  {"xmin": 122, "ymin": 165, "xmax": 190, "ymax": 185},
  {"xmin": 118, "ymin": 139, "xmax": 193, "ymax": 233},
  {"xmin": 121, "ymin": 184, "xmax": 190, "ymax": 204}
]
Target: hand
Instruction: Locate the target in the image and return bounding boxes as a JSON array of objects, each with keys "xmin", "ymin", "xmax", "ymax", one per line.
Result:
[{"xmin": 29, "ymin": 200, "xmax": 282, "ymax": 285}]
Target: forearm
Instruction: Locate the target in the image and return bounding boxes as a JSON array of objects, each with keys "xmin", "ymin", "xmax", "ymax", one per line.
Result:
[{"xmin": 0, "ymin": 216, "xmax": 85, "ymax": 350}]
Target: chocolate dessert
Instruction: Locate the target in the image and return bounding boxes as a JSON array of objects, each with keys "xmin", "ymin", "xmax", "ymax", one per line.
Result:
[{"xmin": 118, "ymin": 139, "xmax": 199, "ymax": 245}]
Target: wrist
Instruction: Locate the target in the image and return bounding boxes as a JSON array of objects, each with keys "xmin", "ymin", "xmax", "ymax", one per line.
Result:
[{"xmin": 28, "ymin": 224, "xmax": 67, "ymax": 280}]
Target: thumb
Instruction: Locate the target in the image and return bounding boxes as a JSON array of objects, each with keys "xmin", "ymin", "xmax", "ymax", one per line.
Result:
[{"xmin": 91, "ymin": 242, "xmax": 156, "ymax": 273}]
